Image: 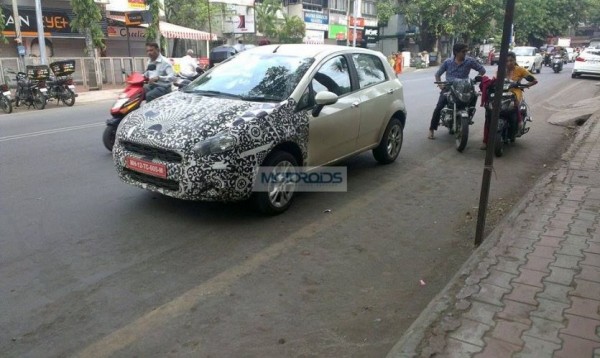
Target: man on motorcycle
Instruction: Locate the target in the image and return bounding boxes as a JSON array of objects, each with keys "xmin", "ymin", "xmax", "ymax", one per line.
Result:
[
  {"xmin": 429, "ymin": 43, "xmax": 486, "ymax": 139},
  {"xmin": 480, "ymin": 51, "xmax": 538, "ymax": 150},
  {"xmin": 144, "ymin": 42, "xmax": 175, "ymax": 102}
]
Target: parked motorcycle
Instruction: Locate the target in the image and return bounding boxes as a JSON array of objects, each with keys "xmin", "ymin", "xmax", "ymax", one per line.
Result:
[
  {"xmin": 102, "ymin": 65, "xmax": 157, "ymax": 151},
  {"xmin": 47, "ymin": 60, "xmax": 78, "ymax": 107},
  {"xmin": 486, "ymin": 79, "xmax": 532, "ymax": 157},
  {"xmin": 14, "ymin": 65, "xmax": 49, "ymax": 110},
  {"xmin": 552, "ymin": 54, "xmax": 563, "ymax": 73},
  {"xmin": 434, "ymin": 76, "xmax": 481, "ymax": 152},
  {"xmin": 173, "ymin": 67, "xmax": 205, "ymax": 89},
  {"xmin": 1, "ymin": 69, "xmax": 13, "ymax": 114}
]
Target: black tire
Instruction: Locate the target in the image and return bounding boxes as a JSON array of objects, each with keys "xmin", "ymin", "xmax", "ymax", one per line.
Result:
[
  {"xmin": 0, "ymin": 96, "xmax": 12, "ymax": 114},
  {"xmin": 254, "ymin": 150, "xmax": 298, "ymax": 215},
  {"xmin": 494, "ymin": 133, "xmax": 504, "ymax": 157},
  {"xmin": 62, "ymin": 89, "xmax": 76, "ymax": 107},
  {"xmin": 536, "ymin": 65, "xmax": 541, "ymax": 74},
  {"xmin": 571, "ymin": 73, "xmax": 579, "ymax": 78},
  {"xmin": 102, "ymin": 126, "xmax": 117, "ymax": 151},
  {"xmin": 455, "ymin": 116, "xmax": 469, "ymax": 152},
  {"xmin": 33, "ymin": 91, "xmax": 46, "ymax": 110},
  {"xmin": 373, "ymin": 117, "xmax": 403, "ymax": 164}
]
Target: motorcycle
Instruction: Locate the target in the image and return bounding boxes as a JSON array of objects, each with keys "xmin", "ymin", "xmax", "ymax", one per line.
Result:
[
  {"xmin": 434, "ymin": 76, "xmax": 481, "ymax": 152},
  {"xmin": 1, "ymin": 69, "xmax": 13, "ymax": 114},
  {"xmin": 173, "ymin": 66, "xmax": 205, "ymax": 89},
  {"xmin": 552, "ymin": 54, "xmax": 563, "ymax": 73},
  {"xmin": 102, "ymin": 68, "xmax": 149, "ymax": 151},
  {"xmin": 485, "ymin": 79, "xmax": 532, "ymax": 157},
  {"xmin": 14, "ymin": 65, "xmax": 49, "ymax": 110},
  {"xmin": 47, "ymin": 60, "xmax": 78, "ymax": 107}
]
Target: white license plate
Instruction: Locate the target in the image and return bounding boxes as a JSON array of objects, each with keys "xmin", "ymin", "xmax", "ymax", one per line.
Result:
[
  {"xmin": 68, "ymin": 85, "xmax": 75, "ymax": 90},
  {"xmin": 40, "ymin": 88, "xmax": 48, "ymax": 93},
  {"xmin": 2, "ymin": 91, "xmax": 10, "ymax": 97}
]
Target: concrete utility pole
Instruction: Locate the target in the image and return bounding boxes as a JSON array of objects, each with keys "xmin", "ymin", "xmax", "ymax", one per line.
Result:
[
  {"xmin": 34, "ymin": 0, "xmax": 47, "ymax": 64},
  {"xmin": 11, "ymin": 0, "xmax": 24, "ymax": 69},
  {"xmin": 346, "ymin": 0, "xmax": 350, "ymax": 46}
]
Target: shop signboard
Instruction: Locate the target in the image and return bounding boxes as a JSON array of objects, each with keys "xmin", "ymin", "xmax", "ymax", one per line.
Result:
[{"xmin": 1, "ymin": 6, "xmax": 83, "ymax": 38}]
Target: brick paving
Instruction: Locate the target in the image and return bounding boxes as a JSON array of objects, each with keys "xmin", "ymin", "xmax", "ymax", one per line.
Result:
[{"xmin": 388, "ymin": 115, "xmax": 600, "ymax": 357}]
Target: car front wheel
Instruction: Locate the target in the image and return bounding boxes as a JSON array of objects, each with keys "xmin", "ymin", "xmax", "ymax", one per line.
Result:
[
  {"xmin": 254, "ymin": 150, "xmax": 298, "ymax": 215},
  {"xmin": 373, "ymin": 117, "xmax": 403, "ymax": 164}
]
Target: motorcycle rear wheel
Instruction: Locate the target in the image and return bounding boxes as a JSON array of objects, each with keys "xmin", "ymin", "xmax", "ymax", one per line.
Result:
[
  {"xmin": 33, "ymin": 91, "xmax": 46, "ymax": 110},
  {"xmin": 0, "ymin": 96, "xmax": 12, "ymax": 114},
  {"xmin": 455, "ymin": 116, "xmax": 469, "ymax": 152},
  {"xmin": 494, "ymin": 133, "xmax": 504, "ymax": 157},
  {"xmin": 62, "ymin": 90, "xmax": 76, "ymax": 107}
]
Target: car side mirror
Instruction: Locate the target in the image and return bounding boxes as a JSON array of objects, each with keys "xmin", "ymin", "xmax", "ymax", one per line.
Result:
[{"xmin": 312, "ymin": 91, "xmax": 339, "ymax": 117}]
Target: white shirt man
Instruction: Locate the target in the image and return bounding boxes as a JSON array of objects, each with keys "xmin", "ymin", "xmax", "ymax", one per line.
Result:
[{"xmin": 180, "ymin": 49, "xmax": 197, "ymax": 78}]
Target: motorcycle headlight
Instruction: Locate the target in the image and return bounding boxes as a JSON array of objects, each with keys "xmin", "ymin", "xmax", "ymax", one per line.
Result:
[{"xmin": 193, "ymin": 133, "xmax": 236, "ymax": 156}]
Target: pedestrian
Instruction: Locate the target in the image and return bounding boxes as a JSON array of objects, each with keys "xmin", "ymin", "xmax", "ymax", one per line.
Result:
[
  {"xmin": 394, "ymin": 53, "xmax": 403, "ymax": 75},
  {"xmin": 428, "ymin": 43, "xmax": 486, "ymax": 139},
  {"xmin": 389, "ymin": 53, "xmax": 396, "ymax": 68},
  {"xmin": 143, "ymin": 42, "xmax": 175, "ymax": 102}
]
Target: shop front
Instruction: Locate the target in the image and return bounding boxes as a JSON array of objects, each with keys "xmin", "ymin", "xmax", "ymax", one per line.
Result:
[{"xmin": 303, "ymin": 11, "xmax": 328, "ymax": 45}]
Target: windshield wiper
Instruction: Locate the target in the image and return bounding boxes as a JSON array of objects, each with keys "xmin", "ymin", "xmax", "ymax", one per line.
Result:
[
  {"xmin": 184, "ymin": 89, "xmax": 240, "ymax": 98},
  {"xmin": 239, "ymin": 95, "xmax": 281, "ymax": 102}
]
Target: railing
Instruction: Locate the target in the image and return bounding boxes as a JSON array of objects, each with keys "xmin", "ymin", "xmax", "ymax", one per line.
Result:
[{"xmin": 0, "ymin": 57, "xmax": 149, "ymax": 89}]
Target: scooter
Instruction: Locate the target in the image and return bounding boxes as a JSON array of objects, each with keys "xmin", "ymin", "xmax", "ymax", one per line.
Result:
[
  {"xmin": 552, "ymin": 54, "xmax": 563, "ymax": 73},
  {"xmin": 102, "ymin": 66, "xmax": 153, "ymax": 151},
  {"xmin": 173, "ymin": 66, "xmax": 205, "ymax": 89}
]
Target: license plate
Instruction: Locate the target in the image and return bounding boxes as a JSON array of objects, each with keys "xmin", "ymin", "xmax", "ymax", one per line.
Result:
[
  {"xmin": 2, "ymin": 91, "xmax": 10, "ymax": 97},
  {"xmin": 126, "ymin": 157, "xmax": 167, "ymax": 179},
  {"xmin": 40, "ymin": 88, "xmax": 47, "ymax": 93},
  {"xmin": 68, "ymin": 85, "xmax": 75, "ymax": 90}
]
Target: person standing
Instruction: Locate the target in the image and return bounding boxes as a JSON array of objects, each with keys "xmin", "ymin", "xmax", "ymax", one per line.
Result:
[
  {"xmin": 428, "ymin": 43, "xmax": 486, "ymax": 139},
  {"xmin": 143, "ymin": 42, "xmax": 175, "ymax": 102}
]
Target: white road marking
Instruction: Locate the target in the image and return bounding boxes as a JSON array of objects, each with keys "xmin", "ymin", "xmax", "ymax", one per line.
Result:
[{"xmin": 0, "ymin": 122, "xmax": 104, "ymax": 142}]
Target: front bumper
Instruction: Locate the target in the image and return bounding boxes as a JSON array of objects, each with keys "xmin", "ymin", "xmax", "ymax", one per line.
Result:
[{"xmin": 114, "ymin": 140, "xmax": 256, "ymax": 202}]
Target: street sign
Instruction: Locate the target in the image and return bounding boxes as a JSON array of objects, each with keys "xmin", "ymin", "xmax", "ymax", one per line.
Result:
[{"xmin": 125, "ymin": 12, "xmax": 144, "ymax": 26}]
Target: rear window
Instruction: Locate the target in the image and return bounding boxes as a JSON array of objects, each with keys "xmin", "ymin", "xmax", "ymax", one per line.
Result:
[
  {"xmin": 513, "ymin": 48, "xmax": 535, "ymax": 56},
  {"xmin": 584, "ymin": 49, "xmax": 600, "ymax": 57},
  {"xmin": 210, "ymin": 50, "xmax": 234, "ymax": 62}
]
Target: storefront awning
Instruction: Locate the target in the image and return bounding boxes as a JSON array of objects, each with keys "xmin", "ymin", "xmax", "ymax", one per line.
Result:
[{"xmin": 107, "ymin": 16, "xmax": 217, "ymax": 41}]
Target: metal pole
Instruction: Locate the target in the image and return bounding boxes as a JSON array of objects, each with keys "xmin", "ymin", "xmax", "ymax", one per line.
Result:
[
  {"xmin": 352, "ymin": 0, "xmax": 357, "ymax": 47},
  {"xmin": 34, "ymin": 0, "xmax": 47, "ymax": 65},
  {"xmin": 207, "ymin": 0, "xmax": 212, "ymax": 54},
  {"xmin": 474, "ymin": 0, "xmax": 516, "ymax": 246},
  {"xmin": 11, "ymin": 0, "xmax": 24, "ymax": 70},
  {"xmin": 346, "ymin": 0, "xmax": 351, "ymax": 46},
  {"xmin": 126, "ymin": 26, "xmax": 132, "ymax": 58}
]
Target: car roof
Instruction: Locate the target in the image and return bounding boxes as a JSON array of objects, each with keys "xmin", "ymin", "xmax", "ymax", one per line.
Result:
[{"xmin": 243, "ymin": 44, "xmax": 383, "ymax": 60}]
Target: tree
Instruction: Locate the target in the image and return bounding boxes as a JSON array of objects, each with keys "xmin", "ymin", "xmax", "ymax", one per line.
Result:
[
  {"xmin": 278, "ymin": 14, "xmax": 305, "ymax": 43},
  {"xmin": 165, "ymin": 0, "xmax": 217, "ymax": 31},
  {"xmin": 70, "ymin": 0, "xmax": 105, "ymax": 56},
  {"xmin": 376, "ymin": 0, "xmax": 399, "ymax": 27},
  {"xmin": 146, "ymin": 0, "xmax": 164, "ymax": 49},
  {"xmin": 255, "ymin": 0, "xmax": 283, "ymax": 39}
]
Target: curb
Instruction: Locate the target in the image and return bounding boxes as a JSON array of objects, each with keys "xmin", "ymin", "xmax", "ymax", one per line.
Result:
[{"xmin": 386, "ymin": 109, "xmax": 600, "ymax": 358}]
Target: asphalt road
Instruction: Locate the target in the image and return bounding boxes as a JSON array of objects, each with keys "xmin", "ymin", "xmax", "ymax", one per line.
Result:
[{"xmin": 1, "ymin": 63, "xmax": 598, "ymax": 357}]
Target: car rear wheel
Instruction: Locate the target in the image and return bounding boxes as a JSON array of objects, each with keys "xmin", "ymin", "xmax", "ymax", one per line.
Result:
[
  {"xmin": 254, "ymin": 150, "xmax": 298, "ymax": 215},
  {"xmin": 373, "ymin": 117, "xmax": 403, "ymax": 164}
]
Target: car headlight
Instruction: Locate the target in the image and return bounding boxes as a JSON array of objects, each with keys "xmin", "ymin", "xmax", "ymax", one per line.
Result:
[{"xmin": 193, "ymin": 133, "xmax": 236, "ymax": 156}]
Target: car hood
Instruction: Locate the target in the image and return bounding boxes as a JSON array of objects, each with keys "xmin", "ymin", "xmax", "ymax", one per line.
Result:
[{"xmin": 117, "ymin": 91, "xmax": 284, "ymax": 150}]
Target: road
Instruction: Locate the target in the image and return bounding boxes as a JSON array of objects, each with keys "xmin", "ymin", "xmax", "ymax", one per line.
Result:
[{"xmin": 1, "ymin": 63, "xmax": 598, "ymax": 357}]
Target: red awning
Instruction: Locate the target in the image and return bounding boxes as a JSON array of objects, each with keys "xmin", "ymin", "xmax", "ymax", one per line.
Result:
[{"xmin": 107, "ymin": 16, "xmax": 217, "ymax": 41}]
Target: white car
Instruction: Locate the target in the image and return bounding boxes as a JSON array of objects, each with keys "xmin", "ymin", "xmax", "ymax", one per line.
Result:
[
  {"xmin": 512, "ymin": 46, "xmax": 543, "ymax": 73},
  {"xmin": 113, "ymin": 45, "xmax": 407, "ymax": 214},
  {"xmin": 572, "ymin": 47, "xmax": 600, "ymax": 78},
  {"xmin": 566, "ymin": 47, "xmax": 576, "ymax": 62}
]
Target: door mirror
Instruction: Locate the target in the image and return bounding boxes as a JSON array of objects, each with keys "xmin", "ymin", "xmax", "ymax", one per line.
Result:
[
  {"xmin": 315, "ymin": 91, "xmax": 338, "ymax": 105},
  {"xmin": 312, "ymin": 91, "xmax": 339, "ymax": 117}
]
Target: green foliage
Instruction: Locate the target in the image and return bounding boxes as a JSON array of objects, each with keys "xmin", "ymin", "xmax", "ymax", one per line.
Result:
[
  {"xmin": 0, "ymin": 8, "xmax": 6, "ymax": 44},
  {"xmin": 255, "ymin": 0, "xmax": 282, "ymax": 38},
  {"xmin": 164, "ymin": 0, "xmax": 218, "ymax": 31},
  {"xmin": 278, "ymin": 14, "xmax": 305, "ymax": 43},
  {"xmin": 376, "ymin": 0, "xmax": 399, "ymax": 26},
  {"xmin": 145, "ymin": 0, "xmax": 163, "ymax": 46},
  {"xmin": 70, "ymin": 0, "xmax": 105, "ymax": 55}
]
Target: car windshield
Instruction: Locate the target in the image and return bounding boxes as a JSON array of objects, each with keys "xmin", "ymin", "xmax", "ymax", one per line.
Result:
[
  {"xmin": 185, "ymin": 52, "xmax": 315, "ymax": 102},
  {"xmin": 514, "ymin": 48, "xmax": 535, "ymax": 56}
]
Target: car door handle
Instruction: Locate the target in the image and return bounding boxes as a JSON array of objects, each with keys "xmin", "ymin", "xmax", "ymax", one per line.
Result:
[
  {"xmin": 352, "ymin": 102, "xmax": 360, "ymax": 108},
  {"xmin": 387, "ymin": 88, "xmax": 396, "ymax": 94}
]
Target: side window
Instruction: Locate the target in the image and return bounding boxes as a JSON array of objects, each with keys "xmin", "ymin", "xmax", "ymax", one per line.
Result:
[
  {"xmin": 311, "ymin": 56, "xmax": 352, "ymax": 97},
  {"xmin": 352, "ymin": 53, "xmax": 388, "ymax": 88}
]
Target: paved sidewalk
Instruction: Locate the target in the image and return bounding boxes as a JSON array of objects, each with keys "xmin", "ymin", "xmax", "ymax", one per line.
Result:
[
  {"xmin": 76, "ymin": 85, "xmax": 122, "ymax": 104},
  {"xmin": 388, "ymin": 112, "xmax": 600, "ymax": 357}
]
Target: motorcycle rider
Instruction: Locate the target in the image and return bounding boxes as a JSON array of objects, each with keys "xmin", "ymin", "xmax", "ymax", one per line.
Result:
[
  {"xmin": 143, "ymin": 42, "xmax": 175, "ymax": 102},
  {"xmin": 429, "ymin": 43, "xmax": 486, "ymax": 139},
  {"xmin": 179, "ymin": 49, "xmax": 198, "ymax": 79},
  {"xmin": 480, "ymin": 51, "xmax": 538, "ymax": 150}
]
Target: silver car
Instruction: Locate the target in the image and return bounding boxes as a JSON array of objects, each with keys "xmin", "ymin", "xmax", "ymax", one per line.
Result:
[
  {"xmin": 513, "ymin": 46, "xmax": 543, "ymax": 73},
  {"xmin": 112, "ymin": 45, "xmax": 407, "ymax": 214}
]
